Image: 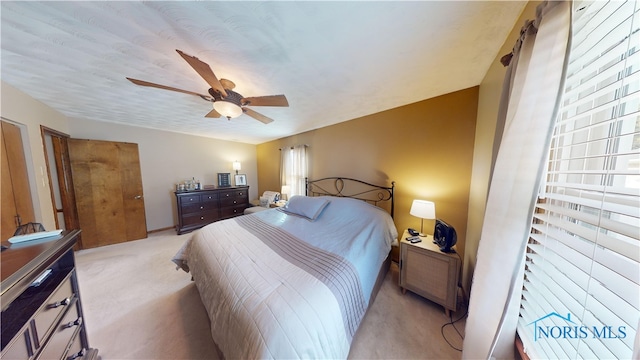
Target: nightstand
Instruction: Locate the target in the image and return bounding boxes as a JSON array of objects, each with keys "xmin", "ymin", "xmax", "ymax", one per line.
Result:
[
  {"xmin": 269, "ymin": 200, "xmax": 287, "ymax": 208},
  {"xmin": 399, "ymin": 229, "xmax": 461, "ymax": 317}
]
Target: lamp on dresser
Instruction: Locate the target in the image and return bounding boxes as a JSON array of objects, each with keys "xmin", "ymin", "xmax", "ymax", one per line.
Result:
[
  {"xmin": 232, "ymin": 161, "xmax": 241, "ymax": 174},
  {"xmin": 410, "ymin": 199, "xmax": 435, "ymax": 235}
]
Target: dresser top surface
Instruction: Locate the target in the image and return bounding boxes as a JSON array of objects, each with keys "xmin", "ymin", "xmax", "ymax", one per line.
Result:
[
  {"xmin": 175, "ymin": 185, "xmax": 248, "ymax": 195},
  {"xmin": 1, "ymin": 229, "xmax": 80, "ymax": 294}
]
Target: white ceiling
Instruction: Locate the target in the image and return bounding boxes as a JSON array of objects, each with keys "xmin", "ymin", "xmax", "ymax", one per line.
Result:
[{"xmin": 1, "ymin": 1, "xmax": 526, "ymax": 144}]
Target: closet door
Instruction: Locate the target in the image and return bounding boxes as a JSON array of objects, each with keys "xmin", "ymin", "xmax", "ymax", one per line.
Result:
[
  {"xmin": 68, "ymin": 139, "xmax": 147, "ymax": 248},
  {"xmin": 1, "ymin": 120, "xmax": 36, "ymax": 241}
]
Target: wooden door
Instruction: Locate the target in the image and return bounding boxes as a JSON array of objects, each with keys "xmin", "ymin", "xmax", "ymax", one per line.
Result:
[
  {"xmin": 1, "ymin": 120, "xmax": 36, "ymax": 241},
  {"xmin": 41, "ymin": 127, "xmax": 83, "ymax": 248},
  {"xmin": 68, "ymin": 139, "xmax": 147, "ymax": 248}
]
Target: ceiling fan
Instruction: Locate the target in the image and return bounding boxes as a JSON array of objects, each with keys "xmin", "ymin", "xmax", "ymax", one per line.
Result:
[{"xmin": 126, "ymin": 49, "xmax": 288, "ymax": 124}]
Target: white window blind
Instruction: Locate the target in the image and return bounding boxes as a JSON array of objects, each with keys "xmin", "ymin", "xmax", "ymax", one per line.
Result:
[{"xmin": 517, "ymin": 1, "xmax": 640, "ymax": 359}]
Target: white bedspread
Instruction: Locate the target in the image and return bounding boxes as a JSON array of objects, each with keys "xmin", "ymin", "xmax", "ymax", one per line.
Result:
[{"xmin": 172, "ymin": 197, "xmax": 397, "ymax": 359}]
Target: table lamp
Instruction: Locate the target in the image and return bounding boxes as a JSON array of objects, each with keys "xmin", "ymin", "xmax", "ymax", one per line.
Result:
[
  {"xmin": 232, "ymin": 161, "xmax": 241, "ymax": 175},
  {"xmin": 410, "ymin": 199, "xmax": 436, "ymax": 235},
  {"xmin": 281, "ymin": 185, "xmax": 290, "ymax": 201}
]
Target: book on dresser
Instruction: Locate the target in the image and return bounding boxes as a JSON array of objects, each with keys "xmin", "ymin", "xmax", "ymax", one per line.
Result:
[
  {"xmin": 175, "ymin": 186, "xmax": 250, "ymax": 234},
  {"xmin": 1, "ymin": 229, "xmax": 98, "ymax": 360}
]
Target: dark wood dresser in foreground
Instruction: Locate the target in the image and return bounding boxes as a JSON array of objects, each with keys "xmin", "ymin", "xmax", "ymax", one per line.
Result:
[
  {"xmin": 1, "ymin": 229, "xmax": 98, "ymax": 360},
  {"xmin": 175, "ymin": 186, "xmax": 250, "ymax": 234}
]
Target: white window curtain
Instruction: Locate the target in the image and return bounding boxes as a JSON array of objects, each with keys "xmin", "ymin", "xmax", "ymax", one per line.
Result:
[
  {"xmin": 517, "ymin": 0, "xmax": 640, "ymax": 359},
  {"xmin": 462, "ymin": 1, "xmax": 571, "ymax": 359},
  {"xmin": 280, "ymin": 145, "xmax": 308, "ymax": 197}
]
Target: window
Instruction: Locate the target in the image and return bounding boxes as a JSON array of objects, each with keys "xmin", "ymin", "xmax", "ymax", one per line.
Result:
[
  {"xmin": 280, "ymin": 145, "xmax": 308, "ymax": 197},
  {"xmin": 517, "ymin": 1, "xmax": 639, "ymax": 359}
]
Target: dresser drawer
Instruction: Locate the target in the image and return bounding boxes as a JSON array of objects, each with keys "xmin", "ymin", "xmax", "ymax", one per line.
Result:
[
  {"xmin": 180, "ymin": 201, "xmax": 217, "ymax": 214},
  {"xmin": 64, "ymin": 331, "xmax": 84, "ymax": 360},
  {"xmin": 36, "ymin": 300, "xmax": 81, "ymax": 360},
  {"xmin": 220, "ymin": 196, "xmax": 246, "ymax": 208},
  {"xmin": 200, "ymin": 193, "xmax": 219, "ymax": 202},
  {"xmin": 219, "ymin": 189, "xmax": 247, "ymax": 200},
  {"xmin": 178, "ymin": 195, "xmax": 201, "ymax": 206},
  {"xmin": 33, "ymin": 274, "xmax": 75, "ymax": 346},
  {"xmin": 1, "ymin": 329, "xmax": 32, "ymax": 360},
  {"xmin": 220, "ymin": 205, "xmax": 246, "ymax": 218},
  {"xmin": 182, "ymin": 211, "xmax": 219, "ymax": 227}
]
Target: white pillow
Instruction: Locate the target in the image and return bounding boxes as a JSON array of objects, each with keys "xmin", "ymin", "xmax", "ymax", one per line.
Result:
[{"xmin": 280, "ymin": 195, "xmax": 330, "ymax": 221}]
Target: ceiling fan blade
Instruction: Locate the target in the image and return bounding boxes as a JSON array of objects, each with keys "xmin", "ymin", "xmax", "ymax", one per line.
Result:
[
  {"xmin": 219, "ymin": 79, "xmax": 236, "ymax": 90},
  {"xmin": 205, "ymin": 108, "xmax": 222, "ymax": 118},
  {"xmin": 242, "ymin": 95, "xmax": 289, "ymax": 107},
  {"xmin": 176, "ymin": 50, "xmax": 228, "ymax": 97},
  {"xmin": 126, "ymin": 77, "xmax": 209, "ymax": 98},
  {"xmin": 243, "ymin": 108, "xmax": 274, "ymax": 124}
]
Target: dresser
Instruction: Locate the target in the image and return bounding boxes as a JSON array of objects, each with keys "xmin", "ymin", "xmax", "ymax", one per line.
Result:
[
  {"xmin": 398, "ymin": 230, "xmax": 461, "ymax": 317},
  {"xmin": 175, "ymin": 186, "xmax": 250, "ymax": 234},
  {"xmin": 1, "ymin": 229, "xmax": 98, "ymax": 360}
]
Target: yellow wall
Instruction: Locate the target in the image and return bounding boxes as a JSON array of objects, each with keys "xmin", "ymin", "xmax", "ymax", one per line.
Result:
[{"xmin": 257, "ymin": 87, "xmax": 479, "ymax": 262}]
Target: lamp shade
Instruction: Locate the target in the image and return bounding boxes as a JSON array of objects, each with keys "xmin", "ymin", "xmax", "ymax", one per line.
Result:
[
  {"xmin": 232, "ymin": 161, "xmax": 241, "ymax": 171},
  {"xmin": 281, "ymin": 185, "xmax": 290, "ymax": 195},
  {"xmin": 410, "ymin": 200, "xmax": 435, "ymax": 220}
]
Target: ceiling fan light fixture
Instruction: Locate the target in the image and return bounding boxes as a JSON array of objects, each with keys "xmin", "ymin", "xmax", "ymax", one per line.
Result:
[{"xmin": 213, "ymin": 100, "xmax": 243, "ymax": 119}]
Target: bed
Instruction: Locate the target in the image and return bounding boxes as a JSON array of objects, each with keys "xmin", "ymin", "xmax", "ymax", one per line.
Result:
[{"xmin": 172, "ymin": 177, "xmax": 397, "ymax": 359}]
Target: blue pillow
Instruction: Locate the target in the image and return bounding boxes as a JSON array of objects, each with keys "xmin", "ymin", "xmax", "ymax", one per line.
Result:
[{"xmin": 280, "ymin": 196, "xmax": 330, "ymax": 221}]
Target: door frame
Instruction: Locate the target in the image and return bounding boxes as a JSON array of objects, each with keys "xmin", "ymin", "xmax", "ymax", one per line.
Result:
[{"xmin": 40, "ymin": 126, "xmax": 83, "ymax": 248}]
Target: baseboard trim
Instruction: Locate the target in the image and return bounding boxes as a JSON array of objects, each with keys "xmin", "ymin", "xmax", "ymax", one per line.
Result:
[{"xmin": 147, "ymin": 226, "xmax": 176, "ymax": 234}]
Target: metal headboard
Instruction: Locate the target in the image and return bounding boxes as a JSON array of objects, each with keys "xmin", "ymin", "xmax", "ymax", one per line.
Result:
[{"xmin": 305, "ymin": 177, "xmax": 395, "ymax": 218}]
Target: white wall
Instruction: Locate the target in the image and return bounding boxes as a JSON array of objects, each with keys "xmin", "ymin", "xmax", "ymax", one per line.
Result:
[
  {"xmin": 68, "ymin": 119, "xmax": 258, "ymax": 231},
  {"xmin": 1, "ymin": 80, "xmax": 259, "ymax": 233}
]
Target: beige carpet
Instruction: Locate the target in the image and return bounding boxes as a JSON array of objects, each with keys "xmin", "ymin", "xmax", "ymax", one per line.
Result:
[{"xmin": 75, "ymin": 230, "xmax": 466, "ymax": 359}]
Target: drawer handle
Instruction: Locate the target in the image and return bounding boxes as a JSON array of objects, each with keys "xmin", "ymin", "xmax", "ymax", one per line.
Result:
[
  {"xmin": 226, "ymin": 194, "xmax": 230, "ymax": 197},
  {"xmin": 63, "ymin": 317, "xmax": 83, "ymax": 329},
  {"xmin": 233, "ymin": 209, "xmax": 237, "ymax": 213},
  {"xmin": 239, "ymin": 192, "xmax": 243, "ymax": 196},
  {"xmin": 189, "ymin": 198, "xmax": 195, "ymax": 201},
  {"xmin": 49, "ymin": 297, "xmax": 72, "ymax": 308},
  {"xmin": 200, "ymin": 206, "xmax": 204, "ymax": 209},
  {"xmin": 208, "ymin": 196, "xmax": 212, "ymax": 199},
  {"xmin": 67, "ymin": 349, "xmax": 85, "ymax": 360},
  {"xmin": 200, "ymin": 216, "xmax": 204, "ymax": 220},
  {"xmin": 233, "ymin": 200, "xmax": 237, "ymax": 204}
]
